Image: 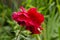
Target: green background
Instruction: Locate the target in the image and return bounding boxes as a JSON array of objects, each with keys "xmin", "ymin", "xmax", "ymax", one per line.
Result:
[{"xmin": 0, "ymin": 0, "xmax": 60, "ymax": 40}]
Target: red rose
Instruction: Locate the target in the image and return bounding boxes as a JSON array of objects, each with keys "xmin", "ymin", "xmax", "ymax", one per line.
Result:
[{"xmin": 12, "ymin": 6, "xmax": 44, "ymax": 34}]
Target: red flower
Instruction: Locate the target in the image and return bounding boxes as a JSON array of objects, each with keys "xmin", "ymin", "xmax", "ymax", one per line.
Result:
[{"xmin": 12, "ymin": 7, "xmax": 44, "ymax": 34}]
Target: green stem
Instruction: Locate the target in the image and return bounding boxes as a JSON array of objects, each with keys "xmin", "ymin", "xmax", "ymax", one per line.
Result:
[
  {"xmin": 36, "ymin": 34, "xmax": 41, "ymax": 40},
  {"xmin": 15, "ymin": 26, "xmax": 23, "ymax": 40},
  {"xmin": 15, "ymin": 30, "xmax": 21, "ymax": 40},
  {"xmin": 58, "ymin": 27, "xmax": 60, "ymax": 40}
]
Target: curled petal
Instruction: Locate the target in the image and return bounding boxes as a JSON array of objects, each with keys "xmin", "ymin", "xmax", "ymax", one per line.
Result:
[{"xmin": 12, "ymin": 7, "xmax": 44, "ymax": 34}]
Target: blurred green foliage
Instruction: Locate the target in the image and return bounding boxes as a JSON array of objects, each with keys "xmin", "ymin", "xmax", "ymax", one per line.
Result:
[{"xmin": 0, "ymin": 0, "xmax": 60, "ymax": 40}]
